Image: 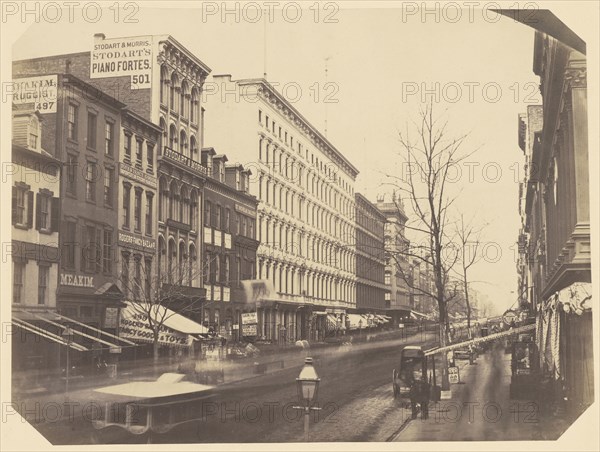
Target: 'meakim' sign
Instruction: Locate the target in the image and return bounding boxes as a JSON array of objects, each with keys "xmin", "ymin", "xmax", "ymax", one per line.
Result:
[{"xmin": 91, "ymin": 35, "xmax": 153, "ymax": 89}]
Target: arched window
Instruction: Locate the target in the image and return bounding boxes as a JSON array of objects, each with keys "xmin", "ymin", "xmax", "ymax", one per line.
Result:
[
  {"xmin": 180, "ymin": 80, "xmax": 189, "ymax": 117},
  {"xmin": 168, "ymin": 238, "xmax": 176, "ymax": 283},
  {"xmin": 190, "ymin": 87, "xmax": 199, "ymax": 123},
  {"xmin": 158, "ymin": 236, "xmax": 166, "ymax": 281},
  {"xmin": 180, "ymin": 130, "xmax": 188, "ymax": 156},
  {"xmin": 180, "ymin": 186, "xmax": 189, "ymax": 224},
  {"xmin": 190, "ymin": 189, "xmax": 198, "ymax": 230},
  {"xmin": 170, "ymin": 73, "xmax": 179, "ymax": 113},
  {"xmin": 160, "ymin": 65, "xmax": 169, "ymax": 105},
  {"xmin": 179, "ymin": 241, "xmax": 186, "ymax": 284},
  {"xmin": 169, "ymin": 124, "xmax": 177, "ymax": 151},
  {"xmin": 158, "ymin": 177, "xmax": 168, "ymax": 222},
  {"xmin": 159, "ymin": 118, "xmax": 167, "ymax": 152},
  {"xmin": 190, "ymin": 135, "xmax": 198, "ymax": 162},
  {"xmin": 189, "ymin": 243, "xmax": 197, "ymax": 287},
  {"xmin": 169, "ymin": 180, "xmax": 178, "ymax": 221}
]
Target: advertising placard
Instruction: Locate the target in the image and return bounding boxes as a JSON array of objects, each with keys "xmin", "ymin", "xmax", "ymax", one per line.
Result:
[
  {"xmin": 12, "ymin": 75, "xmax": 58, "ymax": 113},
  {"xmin": 91, "ymin": 36, "xmax": 153, "ymax": 89}
]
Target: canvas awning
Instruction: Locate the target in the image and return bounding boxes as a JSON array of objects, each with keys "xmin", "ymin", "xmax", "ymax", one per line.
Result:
[
  {"xmin": 12, "ymin": 316, "xmax": 89, "ymax": 352},
  {"xmin": 346, "ymin": 314, "xmax": 366, "ymax": 330},
  {"xmin": 120, "ymin": 302, "xmax": 209, "ymax": 347}
]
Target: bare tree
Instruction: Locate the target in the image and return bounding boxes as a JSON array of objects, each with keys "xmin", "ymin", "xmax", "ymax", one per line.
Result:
[
  {"xmin": 454, "ymin": 213, "xmax": 486, "ymax": 334},
  {"xmin": 384, "ymin": 102, "xmax": 477, "ymax": 389},
  {"xmin": 118, "ymin": 253, "xmax": 212, "ymax": 361}
]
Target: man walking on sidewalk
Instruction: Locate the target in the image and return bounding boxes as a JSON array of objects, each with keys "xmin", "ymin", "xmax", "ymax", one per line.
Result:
[{"xmin": 409, "ymin": 369, "xmax": 430, "ymax": 420}]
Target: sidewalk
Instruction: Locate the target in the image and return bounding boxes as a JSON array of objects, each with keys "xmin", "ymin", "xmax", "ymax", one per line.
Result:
[{"xmin": 394, "ymin": 344, "xmax": 559, "ymax": 441}]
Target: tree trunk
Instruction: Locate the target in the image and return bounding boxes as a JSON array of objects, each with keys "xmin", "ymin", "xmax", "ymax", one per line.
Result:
[
  {"xmin": 463, "ymin": 270, "xmax": 471, "ymax": 332},
  {"xmin": 153, "ymin": 334, "xmax": 160, "ymax": 363}
]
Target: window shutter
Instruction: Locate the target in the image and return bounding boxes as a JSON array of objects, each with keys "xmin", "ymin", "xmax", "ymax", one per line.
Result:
[
  {"xmin": 35, "ymin": 193, "xmax": 41, "ymax": 230},
  {"xmin": 50, "ymin": 197, "xmax": 60, "ymax": 232},
  {"xmin": 12, "ymin": 187, "xmax": 17, "ymax": 225},
  {"xmin": 27, "ymin": 191, "xmax": 34, "ymax": 229}
]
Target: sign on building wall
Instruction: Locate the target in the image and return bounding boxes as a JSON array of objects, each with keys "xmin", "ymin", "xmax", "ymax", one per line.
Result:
[
  {"xmin": 91, "ymin": 36, "xmax": 153, "ymax": 89},
  {"xmin": 12, "ymin": 75, "xmax": 58, "ymax": 113}
]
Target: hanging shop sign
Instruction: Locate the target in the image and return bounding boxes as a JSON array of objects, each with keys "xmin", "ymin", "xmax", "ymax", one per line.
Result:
[{"xmin": 502, "ymin": 309, "xmax": 519, "ymax": 326}]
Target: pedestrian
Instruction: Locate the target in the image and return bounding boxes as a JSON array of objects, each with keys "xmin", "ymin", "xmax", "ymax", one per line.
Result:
[{"xmin": 408, "ymin": 368, "xmax": 430, "ymax": 420}]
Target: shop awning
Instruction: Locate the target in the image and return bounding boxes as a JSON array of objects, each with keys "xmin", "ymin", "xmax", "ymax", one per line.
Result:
[
  {"xmin": 346, "ymin": 314, "xmax": 365, "ymax": 330},
  {"xmin": 12, "ymin": 317, "xmax": 89, "ymax": 352},
  {"xmin": 327, "ymin": 314, "xmax": 345, "ymax": 330},
  {"xmin": 120, "ymin": 302, "xmax": 209, "ymax": 347},
  {"xmin": 409, "ymin": 310, "xmax": 428, "ymax": 320},
  {"xmin": 22, "ymin": 310, "xmax": 128, "ymax": 349}
]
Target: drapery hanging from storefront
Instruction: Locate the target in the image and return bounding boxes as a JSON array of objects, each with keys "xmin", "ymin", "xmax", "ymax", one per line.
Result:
[{"xmin": 536, "ymin": 282, "xmax": 592, "ymax": 380}]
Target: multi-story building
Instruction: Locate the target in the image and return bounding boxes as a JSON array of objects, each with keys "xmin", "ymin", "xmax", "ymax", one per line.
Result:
[
  {"xmin": 117, "ymin": 110, "xmax": 162, "ymax": 307},
  {"xmin": 11, "ymin": 107, "xmax": 62, "ymax": 375},
  {"xmin": 376, "ymin": 194, "xmax": 413, "ymax": 325},
  {"xmin": 520, "ymin": 31, "xmax": 591, "ymax": 415},
  {"xmin": 9, "ymin": 72, "xmax": 132, "ymax": 372},
  {"xmin": 201, "ymin": 148, "xmax": 259, "ymax": 341},
  {"xmin": 14, "ymin": 34, "xmax": 213, "ymax": 321},
  {"xmin": 204, "ymin": 75, "xmax": 359, "ymax": 341},
  {"xmin": 354, "ymin": 193, "xmax": 387, "ymax": 316},
  {"xmin": 517, "ymin": 105, "xmax": 543, "ymax": 315}
]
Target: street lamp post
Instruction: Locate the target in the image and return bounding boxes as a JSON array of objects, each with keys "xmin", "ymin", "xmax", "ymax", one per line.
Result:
[
  {"xmin": 62, "ymin": 327, "xmax": 74, "ymax": 398},
  {"xmin": 293, "ymin": 357, "xmax": 321, "ymax": 442}
]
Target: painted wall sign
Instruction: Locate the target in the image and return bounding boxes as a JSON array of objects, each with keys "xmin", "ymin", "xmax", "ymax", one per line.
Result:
[
  {"xmin": 118, "ymin": 230, "xmax": 156, "ymax": 251},
  {"xmin": 60, "ymin": 273, "xmax": 94, "ymax": 288},
  {"xmin": 91, "ymin": 36, "xmax": 153, "ymax": 89},
  {"xmin": 12, "ymin": 75, "xmax": 58, "ymax": 113}
]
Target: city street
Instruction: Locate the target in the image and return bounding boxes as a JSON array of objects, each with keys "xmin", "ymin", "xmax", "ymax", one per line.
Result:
[
  {"xmin": 17, "ymin": 331, "xmax": 437, "ymax": 444},
  {"xmin": 394, "ymin": 343, "xmax": 564, "ymax": 442}
]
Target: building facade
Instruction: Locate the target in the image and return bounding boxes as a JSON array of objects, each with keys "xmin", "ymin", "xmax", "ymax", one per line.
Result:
[
  {"xmin": 520, "ymin": 31, "xmax": 592, "ymax": 415},
  {"xmin": 204, "ymin": 76, "xmax": 359, "ymax": 341},
  {"xmin": 201, "ymin": 149, "xmax": 259, "ymax": 341},
  {"xmin": 117, "ymin": 110, "xmax": 162, "ymax": 308},
  {"xmin": 354, "ymin": 193, "xmax": 387, "ymax": 315},
  {"xmin": 376, "ymin": 194, "xmax": 414, "ymax": 325},
  {"xmin": 11, "ymin": 108, "xmax": 62, "ymax": 374}
]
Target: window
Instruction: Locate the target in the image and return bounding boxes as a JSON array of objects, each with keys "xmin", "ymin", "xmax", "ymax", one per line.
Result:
[
  {"xmin": 66, "ymin": 155, "xmax": 77, "ymax": 195},
  {"xmin": 104, "ymin": 167, "xmax": 113, "ymax": 206},
  {"xmin": 204, "ymin": 253, "xmax": 211, "ymax": 284},
  {"xmin": 36, "ymin": 192, "xmax": 50, "ymax": 230},
  {"xmin": 259, "ymin": 110, "xmax": 262, "ymax": 124},
  {"xmin": 124, "ymin": 133, "xmax": 132, "ymax": 162},
  {"xmin": 147, "ymin": 143, "xmax": 154, "ymax": 173},
  {"xmin": 146, "ymin": 193, "xmax": 153, "ymax": 235},
  {"xmin": 214, "ymin": 255, "xmax": 220, "ymax": 283},
  {"xmin": 29, "ymin": 130, "xmax": 38, "ymax": 149},
  {"xmin": 145, "ymin": 258, "xmax": 152, "ymax": 298},
  {"xmin": 85, "ymin": 162, "xmax": 96, "ymax": 202},
  {"xmin": 214, "ymin": 205, "xmax": 221, "ymax": 229},
  {"xmin": 134, "ymin": 189, "xmax": 142, "ymax": 232},
  {"xmin": 103, "ymin": 230, "xmax": 113, "ymax": 273},
  {"xmin": 122, "ymin": 253, "xmax": 130, "ymax": 296},
  {"xmin": 134, "ymin": 256, "xmax": 142, "ymax": 300},
  {"xmin": 224, "ymin": 256, "xmax": 230, "ymax": 284},
  {"xmin": 135, "ymin": 140, "xmax": 143, "ymax": 167},
  {"xmin": 224, "ymin": 208, "xmax": 231, "ymax": 232},
  {"xmin": 204, "ymin": 201, "xmax": 211, "ymax": 227},
  {"xmin": 13, "ymin": 261, "xmax": 25, "ymax": 304},
  {"xmin": 82, "ymin": 225, "xmax": 100, "ymax": 272},
  {"xmin": 67, "ymin": 104, "xmax": 78, "ymax": 140},
  {"xmin": 12, "ymin": 185, "xmax": 32, "ymax": 228},
  {"xmin": 123, "ymin": 184, "xmax": 131, "ymax": 228},
  {"xmin": 242, "ymin": 216, "xmax": 247, "ymax": 236},
  {"xmin": 63, "ymin": 221, "xmax": 76, "ymax": 269},
  {"xmin": 385, "ymin": 273, "xmax": 391, "ymax": 285},
  {"xmin": 87, "ymin": 112, "xmax": 97, "ymax": 149},
  {"xmin": 105, "ymin": 122, "xmax": 114, "ymax": 156}
]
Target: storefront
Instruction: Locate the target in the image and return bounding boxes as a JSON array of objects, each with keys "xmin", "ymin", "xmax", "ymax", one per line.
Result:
[{"xmin": 536, "ymin": 282, "xmax": 593, "ymax": 414}]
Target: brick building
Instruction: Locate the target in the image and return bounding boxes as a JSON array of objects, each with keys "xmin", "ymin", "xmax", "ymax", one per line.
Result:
[{"xmin": 201, "ymin": 148, "xmax": 259, "ymax": 341}]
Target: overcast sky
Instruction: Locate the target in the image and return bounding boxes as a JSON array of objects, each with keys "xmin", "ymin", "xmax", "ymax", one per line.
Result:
[{"xmin": 9, "ymin": 3, "xmax": 595, "ymax": 315}]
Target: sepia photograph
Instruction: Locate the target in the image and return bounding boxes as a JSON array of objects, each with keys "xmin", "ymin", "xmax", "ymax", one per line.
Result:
[{"xmin": 0, "ymin": 1, "xmax": 598, "ymax": 450}]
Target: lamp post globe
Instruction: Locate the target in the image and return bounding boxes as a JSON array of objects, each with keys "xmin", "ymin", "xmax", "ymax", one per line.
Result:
[{"xmin": 296, "ymin": 357, "xmax": 320, "ymax": 406}]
